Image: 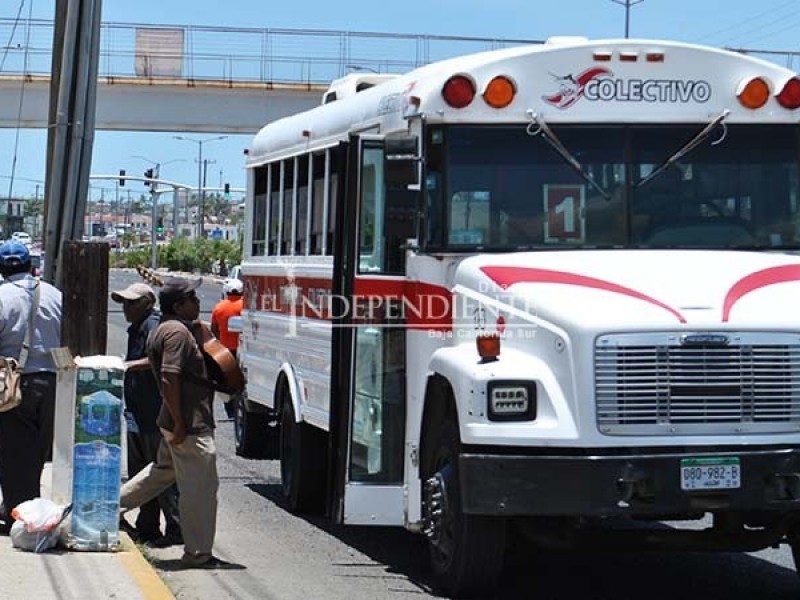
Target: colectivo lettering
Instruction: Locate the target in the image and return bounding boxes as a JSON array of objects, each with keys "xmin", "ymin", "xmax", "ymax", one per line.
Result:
[{"xmin": 584, "ymin": 77, "xmax": 712, "ymax": 103}]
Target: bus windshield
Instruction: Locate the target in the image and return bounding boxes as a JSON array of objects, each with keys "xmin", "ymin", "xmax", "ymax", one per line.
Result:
[{"xmin": 425, "ymin": 124, "xmax": 800, "ymax": 251}]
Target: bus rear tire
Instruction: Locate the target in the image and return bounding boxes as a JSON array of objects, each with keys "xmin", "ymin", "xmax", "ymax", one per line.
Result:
[
  {"xmin": 233, "ymin": 391, "xmax": 272, "ymax": 458},
  {"xmin": 280, "ymin": 395, "xmax": 327, "ymax": 514},
  {"xmin": 424, "ymin": 418, "xmax": 506, "ymax": 598}
]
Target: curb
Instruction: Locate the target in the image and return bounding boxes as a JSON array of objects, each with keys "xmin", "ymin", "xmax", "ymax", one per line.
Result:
[{"xmin": 117, "ymin": 531, "xmax": 175, "ymax": 600}]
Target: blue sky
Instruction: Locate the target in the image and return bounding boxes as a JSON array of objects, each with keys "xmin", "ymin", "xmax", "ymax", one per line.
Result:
[{"xmin": 2, "ymin": 0, "xmax": 800, "ymax": 203}]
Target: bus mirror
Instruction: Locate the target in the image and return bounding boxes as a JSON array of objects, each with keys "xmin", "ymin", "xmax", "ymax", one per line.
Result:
[{"xmin": 384, "ymin": 136, "xmax": 420, "ymax": 187}]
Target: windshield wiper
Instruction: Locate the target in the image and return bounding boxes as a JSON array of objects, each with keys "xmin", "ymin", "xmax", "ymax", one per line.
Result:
[
  {"xmin": 526, "ymin": 110, "xmax": 611, "ymax": 201},
  {"xmin": 636, "ymin": 109, "xmax": 730, "ymax": 189}
]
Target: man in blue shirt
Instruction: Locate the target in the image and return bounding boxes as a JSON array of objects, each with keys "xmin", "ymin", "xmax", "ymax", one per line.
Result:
[
  {"xmin": 0, "ymin": 240, "xmax": 61, "ymax": 533},
  {"xmin": 113, "ymin": 282, "xmax": 182, "ymax": 547}
]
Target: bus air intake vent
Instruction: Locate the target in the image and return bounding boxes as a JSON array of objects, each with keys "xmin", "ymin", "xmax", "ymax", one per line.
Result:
[{"xmin": 595, "ymin": 332, "xmax": 800, "ymax": 435}]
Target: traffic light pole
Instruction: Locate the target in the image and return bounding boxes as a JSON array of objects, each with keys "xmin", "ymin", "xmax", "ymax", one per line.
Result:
[{"xmin": 150, "ymin": 164, "xmax": 160, "ymax": 269}]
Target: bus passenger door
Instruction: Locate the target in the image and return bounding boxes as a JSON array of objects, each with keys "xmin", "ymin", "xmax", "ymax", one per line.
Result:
[{"xmin": 330, "ymin": 135, "xmax": 417, "ymax": 525}]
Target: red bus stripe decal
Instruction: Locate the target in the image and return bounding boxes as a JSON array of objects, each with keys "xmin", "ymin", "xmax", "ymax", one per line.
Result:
[
  {"xmin": 480, "ymin": 266, "xmax": 686, "ymax": 324},
  {"xmin": 722, "ymin": 264, "xmax": 800, "ymax": 322}
]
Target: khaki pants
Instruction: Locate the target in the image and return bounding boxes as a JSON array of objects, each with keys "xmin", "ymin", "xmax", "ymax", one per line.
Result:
[{"xmin": 121, "ymin": 430, "xmax": 218, "ymax": 560}]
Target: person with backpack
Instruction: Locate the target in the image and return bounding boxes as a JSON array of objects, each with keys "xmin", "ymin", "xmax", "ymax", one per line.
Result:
[
  {"xmin": 0, "ymin": 240, "xmax": 61, "ymax": 534},
  {"xmin": 120, "ymin": 276, "xmax": 225, "ymax": 568}
]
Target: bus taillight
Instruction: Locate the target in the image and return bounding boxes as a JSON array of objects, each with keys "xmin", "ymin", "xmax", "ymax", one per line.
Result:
[
  {"xmin": 776, "ymin": 77, "xmax": 800, "ymax": 109},
  {"xmin": 737, "ymin": 77, "xmax": 770, "ymax": 109},
  {"xmin": 442, "ymin": 75, "xmax": 476, "ymax": 108},
  {"xmin": 483, "ymin": 76, "xmax": 516, "ymax": 109}
]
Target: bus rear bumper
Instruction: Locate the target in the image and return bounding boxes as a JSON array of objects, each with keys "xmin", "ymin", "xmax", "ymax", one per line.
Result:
[{"xmin": 458, "ymin": 447, "xmax": 800, "ymax": 517}]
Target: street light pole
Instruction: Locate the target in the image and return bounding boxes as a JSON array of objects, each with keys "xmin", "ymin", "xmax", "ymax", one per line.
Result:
[
  {"xmin": 173, "ymin": 135, "xmax": 228, "ymax": 239},
  {"xmin": 610, "ymin": 0, "xmax": 644, "ymax": 38}
]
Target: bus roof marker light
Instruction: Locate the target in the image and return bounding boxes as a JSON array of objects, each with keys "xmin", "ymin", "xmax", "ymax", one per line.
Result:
[
  {"xmin": 776, "ymin": 77, "xmax": 800, "ymax": 109},
  {"xmin": 646, "ymin": 52, "xmax": 665, "ymax": 62},
  {"xmin": 593, "ymin": 50, "xmax": 613, "ymax": 62},
  {"xmin": 483, "ymin": 76, "xmax": 516, "ymax": 109},
  {"xmin": 737, "ymin": 76, "xmax": 770, "ymax": 109},
  {"xmin": 619, "ymin": 51, "xmax": 638, "ymax": 62},
  {"xmin": 442, "ymin": 75, "xmax": 476, "ymax": 109}
]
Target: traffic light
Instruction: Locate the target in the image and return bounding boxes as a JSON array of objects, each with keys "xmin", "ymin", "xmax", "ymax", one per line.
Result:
[
  {"xmin": 224, "ymin": 182, "xmax": 230, "ymax": 197},
  {"xmin": 144, "ymin": 168, "xmax": 154, "ymax": 188},
  {"xmin": 156, "ymin": 216, "xmax": 164, "ymax": 232},
  {"xmin": 119, "ymin": 169, "xmax": 126, "ymax": 186}
]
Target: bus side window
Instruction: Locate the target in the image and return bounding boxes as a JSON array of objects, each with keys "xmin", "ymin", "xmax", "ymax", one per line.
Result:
[
  {"xmin": 310, "ymin": 152, "xmax": 326, "ymax": 254},
  {"xmin": 296, "ymin": 155, "xmax": 309, "ymax": 255},
  {"xmin": 252, "ymin": 165, "xmax": 268, "ymax": 256},
  {"xmin": 268, "ymin": 163, "xmax": 280, "ymax": 255},
  {"xmin": 282, "ymin": 159, "xmax": 294, "ymax": 255}
]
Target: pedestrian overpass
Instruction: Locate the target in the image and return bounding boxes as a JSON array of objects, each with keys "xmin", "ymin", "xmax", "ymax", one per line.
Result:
[
  {"xmin": 0, "ymin": 19, "xmax": 540, "ymax": 134},
  {"xmin": 0, "ymin": 74, "xmax": 323, "ymax": 133},
  {"xmin": 1, "ymin": 18, "xmax": 795, "ymax": 134}
]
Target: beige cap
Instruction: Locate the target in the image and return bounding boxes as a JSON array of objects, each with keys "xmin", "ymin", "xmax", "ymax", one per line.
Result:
[{"xmin": 111, "ymin": 282, "xmax": 156, "ymax": 304}]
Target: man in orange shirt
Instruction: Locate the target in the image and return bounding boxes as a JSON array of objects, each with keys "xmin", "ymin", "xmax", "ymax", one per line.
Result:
[{"xmin": 211, "ymin": 278, "xmax": 243, "ymax": 419}]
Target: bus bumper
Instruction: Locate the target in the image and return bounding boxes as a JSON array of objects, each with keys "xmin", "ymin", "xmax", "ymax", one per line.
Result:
[{"xmin": 458, "ymin": 447, "xmax": 800, "ymax": 517}]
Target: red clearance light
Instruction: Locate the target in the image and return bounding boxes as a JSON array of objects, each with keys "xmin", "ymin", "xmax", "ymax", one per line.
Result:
[
  {"xmin": 442, "ymin": 75, "xmax": 476, "ymax": 109},
  {"xmin": 646, "ymin": 52, "xmax": 664, "ymax": 62},
  {"xmin": 619, "ymin": 52, "xmax": 638, "ymax": 62},
  {"xmin": 777, "ymin": 77, "xmax": 800, "ymax": 109},
  {"xmin": 737, "ymin": 77, "xmax": 770, "ymax": 109},
  {"xmin": 593, "ymin": 51, "xmax": 612, "ymax": 61},
  {"xmin": 483, "ymin": 76, "xmax": 516, "ymax": 109}
]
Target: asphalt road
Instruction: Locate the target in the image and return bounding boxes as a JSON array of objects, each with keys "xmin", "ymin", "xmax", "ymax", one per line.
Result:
[{"xmin": 107, "ymin": 269, "xmax": 800, "ymax": 600}]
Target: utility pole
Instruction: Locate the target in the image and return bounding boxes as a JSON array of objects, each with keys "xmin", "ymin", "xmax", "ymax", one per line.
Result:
[
  {"xmin": 174, "ymin": 135, "xmax": 228, "ymax": 239},
  {"xmin": 611, "ymin": 0, "xmax": 644, "ymax": 39}
]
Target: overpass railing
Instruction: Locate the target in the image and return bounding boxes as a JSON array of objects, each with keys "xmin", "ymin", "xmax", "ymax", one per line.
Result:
[
  {"xmin": 2, "ymin": 18, "xmax": 799, "ymax": 86},
  {"xmin": 0, "ymin": 18, "xmax": 540, "ymax": 85}
]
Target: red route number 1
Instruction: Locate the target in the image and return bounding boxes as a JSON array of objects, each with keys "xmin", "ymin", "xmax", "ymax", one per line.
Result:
[{"xmin": 543, "ymin": 184, "xmax": 586, "ymax": 243}]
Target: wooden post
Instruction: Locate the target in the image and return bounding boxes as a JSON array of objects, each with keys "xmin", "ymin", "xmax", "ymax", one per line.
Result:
[{"xmin": 60, "ymin": 241, "xmax": 109, "ymax": 357}]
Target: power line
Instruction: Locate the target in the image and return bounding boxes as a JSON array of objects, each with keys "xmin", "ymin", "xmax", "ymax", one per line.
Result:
[
  {"xmin": 697, "ymin": 0, "xmax": 798, "ymax": 44},
  {"xmin": 0, "ymin": 0, "xmax": 25, "ymax": 72}
]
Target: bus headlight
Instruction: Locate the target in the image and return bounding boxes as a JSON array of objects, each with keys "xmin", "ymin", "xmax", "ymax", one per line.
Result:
[{"xmin": 487, "ymin": 382, "xmax": 536, "ymax": 422}]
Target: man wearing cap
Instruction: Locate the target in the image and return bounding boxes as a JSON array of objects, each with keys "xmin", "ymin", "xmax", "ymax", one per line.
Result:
[
  {"xmin": 112, "ymin": 282, "xmax": 181, "ymax": 547},
  {"xmin": 211, "ymin": 278, "xmax": 244, "ymax": 419},
  {"xmin": 120, "ymin": 275, "xmax": 223, "ymax": 568},
  {"xmin": 0, "ymin": 240, "xmax": 61, "ymax": 533}
]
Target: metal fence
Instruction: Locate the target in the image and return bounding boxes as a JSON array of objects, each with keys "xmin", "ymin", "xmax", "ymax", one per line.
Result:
[
  {"xmin": 2, "ymin": 18, "xmax": 799, "ymax": 85},
  {"xmin": 0, "ymin": 18, "xmax": 541, "ymax": 84}
]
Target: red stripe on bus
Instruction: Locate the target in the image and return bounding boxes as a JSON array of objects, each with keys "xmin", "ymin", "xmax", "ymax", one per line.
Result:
[
  {"xmin": 241, "ymin": 274, "xmax": 452, "ymax": 330},
  {"xmin": 480, "ymin": 266, "xmax": 686, "ymax": 323},
  {"xmin": 722, "ymin": 264, "xmax": 800, "ymax": 322}
]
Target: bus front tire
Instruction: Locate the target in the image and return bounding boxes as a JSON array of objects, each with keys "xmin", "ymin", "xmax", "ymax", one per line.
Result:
[
  {"xmin": 279, "ymin": 397, "xmax": 327, "ymax": 514},
  {"xmin": 424, "ymin": 418, "xmax": 506, "ymax": 598}
]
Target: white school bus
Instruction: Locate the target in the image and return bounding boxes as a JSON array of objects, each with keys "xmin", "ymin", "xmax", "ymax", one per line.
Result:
[{"xmin": 235, "ymin": 36, "xmax": 800, "ymax": 596}]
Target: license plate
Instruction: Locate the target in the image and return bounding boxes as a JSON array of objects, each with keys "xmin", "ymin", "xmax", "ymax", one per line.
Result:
[{"xmin": 680, "ymin": 457, "xmax": 741, "ymax": 491}]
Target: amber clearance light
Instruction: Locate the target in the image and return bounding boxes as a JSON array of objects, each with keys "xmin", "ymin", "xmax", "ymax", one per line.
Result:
[
  {"xmin": 737, "ymin": 76, "xmax": 770, "ymax": 109},
  {"xmin": 477, "ymin": 333, "xmax": 501, "ymax": 362},
  {"xmin": 777, "ymin": 77, "xmax": 800, "ymax": 109},
  {"xmin": 483, "ymin": 76, "xmax": 516, "ymax": 109},
  {"xmin": 442, "ymin": 75, "xmax": 476, "ymax": 109}
]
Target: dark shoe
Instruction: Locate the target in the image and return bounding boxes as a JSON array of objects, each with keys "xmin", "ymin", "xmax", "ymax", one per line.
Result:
[
  {"xmin": 148, "ymin": 532, "xmax": 183, "ymax": 548},
  {"xmin": 183, "ymin": 556, "xmax": 234, "ymax": 569}
]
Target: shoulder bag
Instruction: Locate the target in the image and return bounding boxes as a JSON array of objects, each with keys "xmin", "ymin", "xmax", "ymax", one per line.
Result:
[{"xmin": 0, "ymin": 283, "xmax": 41, "ymax": 413}]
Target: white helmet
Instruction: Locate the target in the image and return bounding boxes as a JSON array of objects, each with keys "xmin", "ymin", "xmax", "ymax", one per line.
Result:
[{"xmin": 223, "ymin": 278, "xmax": 243, "ymax": 295}]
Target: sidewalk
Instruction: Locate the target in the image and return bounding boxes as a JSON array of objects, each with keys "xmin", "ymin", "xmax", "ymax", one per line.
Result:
[{"xmin": 0, "ymin": 464, "xmax": 174, "ymax": 600}]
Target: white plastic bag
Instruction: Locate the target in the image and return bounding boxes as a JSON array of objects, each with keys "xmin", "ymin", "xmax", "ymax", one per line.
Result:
[{"xmin": 10, "ymin": 498, "xmax": 71, "ymax": 553}]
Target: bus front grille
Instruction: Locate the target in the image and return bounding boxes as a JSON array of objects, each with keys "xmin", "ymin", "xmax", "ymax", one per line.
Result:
[{"xmin": 595, "ymin": 333, "xmax": 800, "ymax": 435}]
